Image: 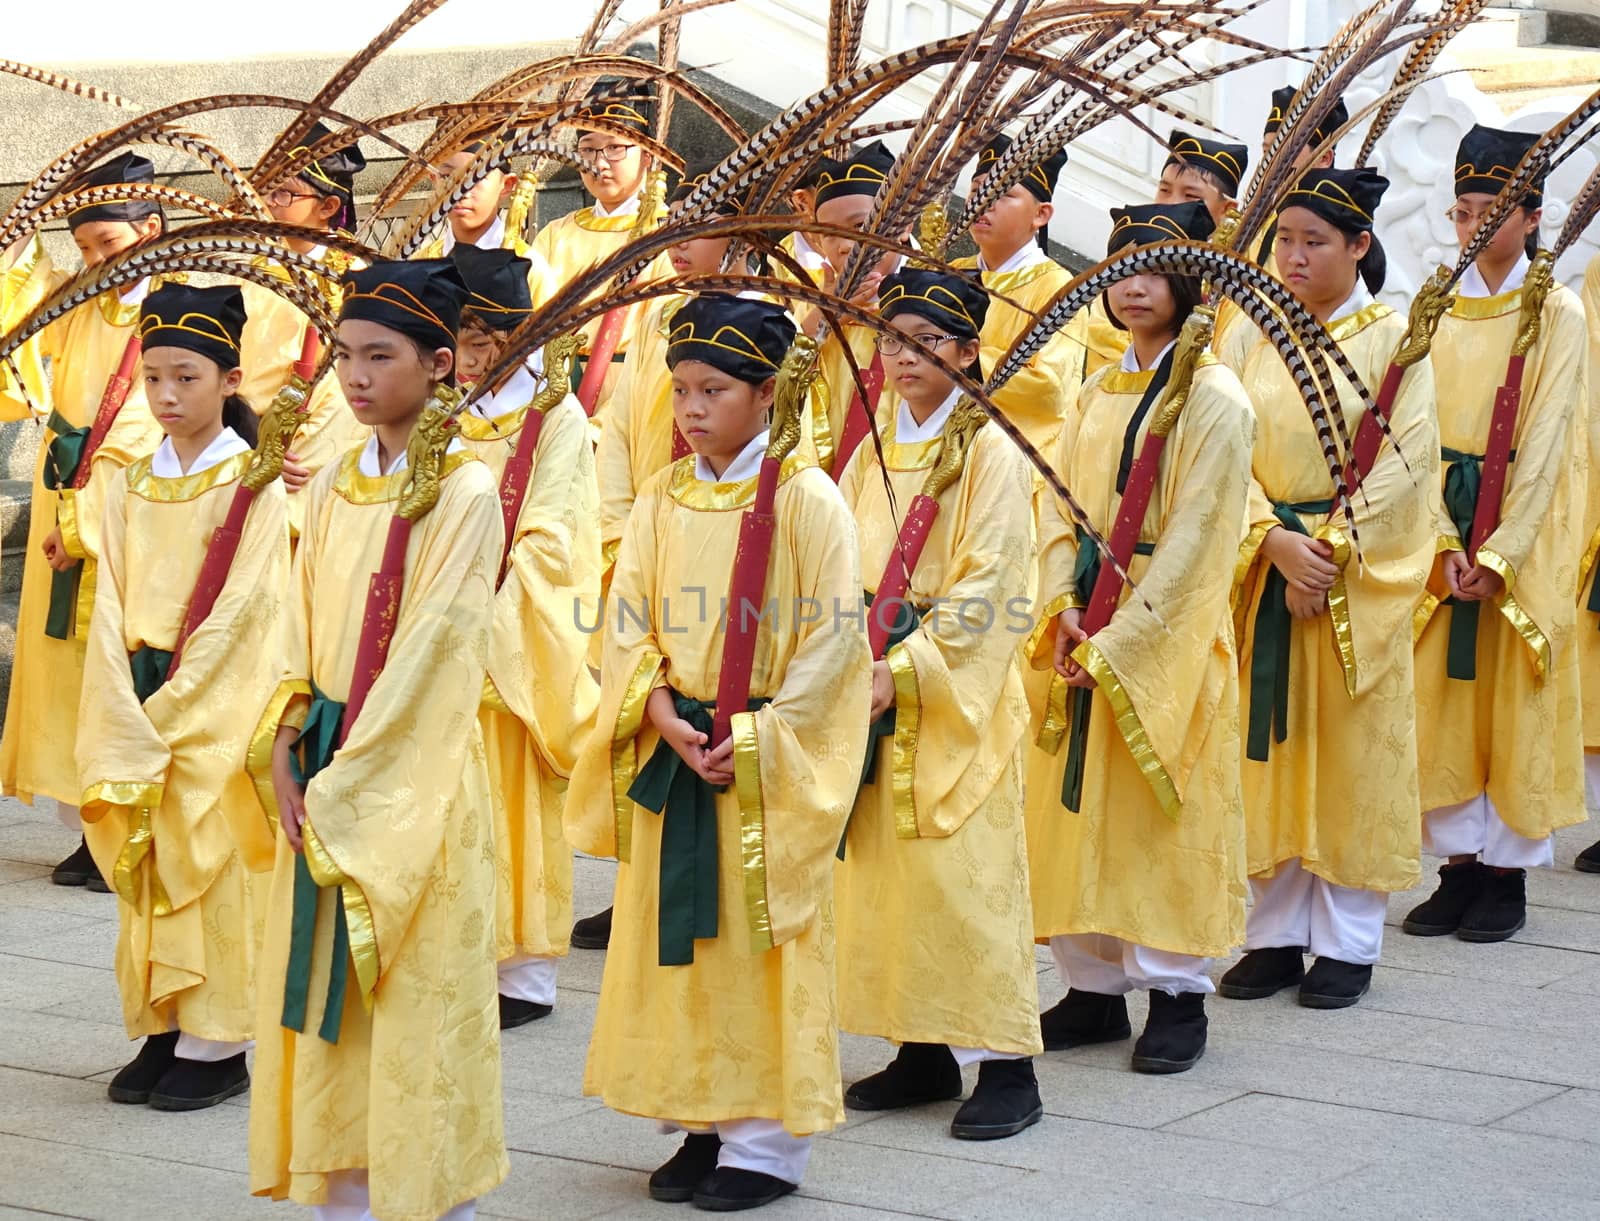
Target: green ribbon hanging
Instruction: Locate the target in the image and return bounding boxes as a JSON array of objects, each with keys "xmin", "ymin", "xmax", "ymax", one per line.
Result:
[
  {"xmin": 1060, "ymin": 527, "xmax": 1155, "ymax": 812},
  {"xmin": 1244, "ymin": 499, "xmax": 1335, "ymax": 762},
  {"xmin": 1439, "ymin": 445, "xmax": 1499, "ymax": 682},
  {"xmin": 128, "ymin": 646, "xmax": 174, "ymax": 706},
  {"xmin": 838, "ymin": 592, "xmax": 922, "ymax": 860},
  {"xmin": 41, "ymin": 409, "xmax": 89, "ymax": 642},
  {"xmin": 627, "ymin": 691, "xmax": 768, "ymax": 966},
  {"xmin": 280, "ymin": 686, "xmax": 351, "ymax": 1044}
]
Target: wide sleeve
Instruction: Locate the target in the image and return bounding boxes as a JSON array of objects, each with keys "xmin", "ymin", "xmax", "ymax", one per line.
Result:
[
  {"xmin": 76, "ymin": 468, "xmax": 169, "ymax": 813},
  {"xmin": 1581, "ymin": 257, "xmax": 1600, "ymax": 594},
  {"xmin": 299, "ymin": 465, "xmax": 501, "ymax": 997},
  {"xmin": 1077, "ymin": 368, "xmax": 1253, "ymax": 811},
  {"xmin": 729, "ymin": 472, "xmax": 872, "ymax": 949},
  {"xmin": 985, "ymin": 322, "xmax": 1082, "ymax": 457},
  {"xmin": 58, "ymin": 390, "xmax": 161, "ymax": 561},
  {"xmin": 596, "ymin": 325, "xmax": 644, "ymax": 570},
  {"xmin": 0, "ymin": 236, "xmax": 58, "ymax": 421},
  {"xmin": 489, "ymin": 396, "xmax": 601, "ymax": 777},
  {"xmin": 887, "ymin": 428, "xmax": 1033, "ymax": 837},
  {"xmin": 564, "ymin": 474, "xmax": 668, "ymax": 859},
  {"xmin": 1029, "ymin": 384, "xmax": 1090, "ymax": 643}
]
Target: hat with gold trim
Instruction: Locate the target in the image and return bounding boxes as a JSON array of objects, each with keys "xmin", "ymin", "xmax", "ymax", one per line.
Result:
[{"xmin": 666, "ymin": 294, "xmax": 795, "ymax": 384}]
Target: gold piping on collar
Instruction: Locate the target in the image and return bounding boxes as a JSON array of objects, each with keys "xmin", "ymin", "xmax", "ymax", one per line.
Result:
[
  {"xmin": 331, "ymin": 446, "xmax": 479, "ymax": 505},
  {"xmin": 666, "ymin": 451, "xmax": 812, "ymax": 511},
  {"xmin": 124, "ymin": 450, "xmax": 251, "ymax": 502}
]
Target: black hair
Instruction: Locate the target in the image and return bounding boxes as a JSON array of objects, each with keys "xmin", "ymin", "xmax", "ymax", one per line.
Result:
[
  {"xmin": 1101, "ymin": 273, "xmax": 1204, "ymax": 335},
  {"xmin": 405, "ymin": 333, "xmax": 457, "ymax": 387},
  {"xmin": 1162, "ymin": 158, "xmax": 1232, "ymax": 200},
  {"xmin": 223, "ymin": 393, "xmax": 260, "ymax": 447},
  {"xmin": 1520, "ymin": 204, "xmax": 1540, "ymax": 259}
]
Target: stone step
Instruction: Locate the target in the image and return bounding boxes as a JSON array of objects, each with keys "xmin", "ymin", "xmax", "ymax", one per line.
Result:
[
  {"xmin": 0, "ymin": 419, "xmax": 42, "ymax": 484},
  {"xmin": 1447, "ymin": 44, "xmax": 1600, "ymax": 114},
  {"xmin": 0, "ymin": 478, "xmax": 31, "ymax": 556}
]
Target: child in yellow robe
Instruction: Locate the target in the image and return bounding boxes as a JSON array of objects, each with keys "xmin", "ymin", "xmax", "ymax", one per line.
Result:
[
  {"xmin": 239, "ymin": 121, "xmax": 367, "ymax": 531},
  {"xmin": 1026, "ymin": 203, "xmax": 1250, "ymax": 1075},
  {"xmin": 1221, "ymin": 170, "xmax": 1437, "ymax": 1009},
  {"xmin": 451, "ymin": 244, "xmax": 600, "ymax": 1027},
  {"xmin": 835, "ymin": 269, "xmax": 1044, "ymax": 1139},
  {"xmin": 1405, "ymin": 126, "xmax": 1588, "ymax": 942},
  {"xmin": 249, "ymin": 259, "xmax": 507, "ymax": 1221},
  {"xmin": 77, "ymin": 284, "xmax": 287, "ymax": 1109},
  {"xmin": 1576, "ymin": 249, "xmax": 1600, "ymax": 873},
  {"xmin": 569, "ymin": 294, "xmax": 870, "ymax": 1210},
  {"xmin": 0, "ymin": 151, "xmax": 167, "ymax": 888}
]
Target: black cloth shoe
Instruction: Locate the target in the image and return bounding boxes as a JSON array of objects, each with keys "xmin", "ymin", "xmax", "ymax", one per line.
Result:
[
  {"xmin": 571, "ymin": 905, "xmax": 613, "ymax": 950},
  {"xmin": 1458, "ymin": 867, "xmax": 1527, "ymax": 943},
  {"xmin": 147, "ymin": 1052, "xmax": 249, "ymax": 1111},
  {"xmin": 1298, "ymin": 957, "xmax": 1372, "ymax": 1009},
  {"xmin": 649, "ymin": 1133, "xmax": 721, "ymax": 1203},
  {"xmin": 52, "ymin": 837, "xmax": 102, "ymax": 888},
  {"xmin": 1039, "ymin": 989, "xmax": 1131, "ymax": 1050},
  {"xmin": 1402, "ymin": 861, "xmax": 1486, "ymax": 936},
  {"xmin": 949, "ymin": 1058, "xmax": 1043, "ymax": 1140},
  {"xmin": 1218, "ymin": 946, "xmax": 1306, "ymax": 1000},
  {"xmin": 1131, "ymin": 991, "xmax": 1207, "ymax": 1074},
  {"xmin": 499, "ymin": 995, "xmax": 553, "ymax": 1029},
  {"xmin": 692, "ymin": 1167, "xmax": 797, "ymax": 1212},
  {"xmin": 106, "ymin": 1032, "xmax": 179, "ymax": 1104},
  {"xmin": 1575, "ymin": 841, "xmax": 1600, "ymax": 873},
  {"xmin": 844, "ymin": 1041, "xmax": 962, "ymax": 1111}
]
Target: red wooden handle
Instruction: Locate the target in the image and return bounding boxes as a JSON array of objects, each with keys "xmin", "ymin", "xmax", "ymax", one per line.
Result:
[
  {"xmin": 496, "ymin": 409, "xmax": 547, "ymax": 581},
  {"xmin": 165, "ymin": 486, "xmax": 255, "ymax": 678},
  {"xmin": 1343, "ymin": 362, "xmax": 1406, "ymax": 492},
  {"xmin": 1468, "ymin": 353, "xmax": 1526, "ymax": 559},
  {"xmin": 868, "ymin": 494, "xmax": 938, "ymax": 658},
  {"xmin": 577, "ymin": 310, "xmax": 626, "ymax": 415},
  {"xmin": 831, "ymin": 352, "xmax": 885, "ymax": 483},
  {"xmin": 1082, "ymin": 433, "xmax": 1168, "ymax": 636},
  {"xmin": 710, "ymin": 456, "xmax": 783, "ymax": 746},
  {"xmin": 341, "ymin": 516, "xmax": 412, "ymax": 744},
  {"xmin": 73, "ymin": 335, "xmax": 142, "ymax": 489},
  {"xmin": 293, "ymin": 324, "xmax": 320, "ymax": 381}
]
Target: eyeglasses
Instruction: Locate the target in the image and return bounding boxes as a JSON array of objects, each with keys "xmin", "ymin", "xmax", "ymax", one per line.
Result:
[
  {"xmin": 268, "ymin": 187, "xmax": 323, "ymax": 208},
  {"xmin": 1444, "ymin": 205, "xmax": 1492, "ymax": 226},
  {"xmin": 577, "ymin": 143, "xmax": 637, "ymax": 165},
  {"xmin": 875, "ymin": 333, "xmax": 960, "ymax": 355}
]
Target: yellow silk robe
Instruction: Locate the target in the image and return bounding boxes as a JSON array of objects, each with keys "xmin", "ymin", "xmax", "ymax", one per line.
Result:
[
  {"xmin": 1076, "ymin": 296, "xmax": 1128, "ymax": 379},
  {"xmin": 835, "ymin": 409, "xmax": 1042, "ymax": 1056},
  {"xmin": 1025, "ymin": 359, "xmax": 1251, "ymax": 955},
  {"xmin": 0, "ymin": 234, "xmax": 59, "ymax": 410},
  {"xmin": 458, "ymin": 390, "xmax": 600, "ymax": 965},
  {"xmin": 1415, "ymin": 284, "xmax": 1588, "ymax": 840},
  {"xmin": 77, "ymin": 452, "xmax": 288, "ymax": 1040},
  {"xmin": 248, "ymin": 448, "xmax": 507, "ymax": 1221},
  {"xmin": 237, "ymin": 248, "xmax": 363, "ymax": 535},
  {"xmin": 815, "ymin": 323, "xmax": 880, "ymax": 477},
  {"xmin": 1577, "ymin": 255, "xmax": 1600, "ymax": 753},
  {"xmin": 1232, "ymin": 304, "xmax": 1437, "ymax": 892},
  {"xmin": 569, "ymin": 456, "xmax": 871, "ymax": 1134},
  {"xmin": 0, "ymin": 282, "xmax": 164, "ymax": 804},
  {"xmin": 954, "ymin": 254, "xmax": 1085, "ymax": 457}
]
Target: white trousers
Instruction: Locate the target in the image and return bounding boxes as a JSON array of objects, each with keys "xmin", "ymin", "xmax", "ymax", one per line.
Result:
[
  {"xmin": 313, "ymin": 1169, "xmax": 475, "ymax": 1221},
  {"xmin": 1244, "ymin": 859, "xmax": 1387, "ymax": 965},
  {"xmin": 496, "ymin": 953, "xmax": 557, "ymax": 1004},
  {"xmin": 948, "ymin": 1045, "xmax": 1024, "ymax": 1067},
  {"xmin": 1049, "ymin": 932, "xmax": 1213, "ymax": 997},
  {"xmin": 1422, "ymin": 792, "xmax": 1554, "ymax": 869},
  {"xmin": 174, "ymin": 1033, "xmax": 251, "ymax": 1061},
  {"xmin": 660, "ymin": 1118, "xmax": 810, "ymax": 1185},
  {"xmin": 1585, "ymin": 754, "xmax": 1600, "ymax": 809}
]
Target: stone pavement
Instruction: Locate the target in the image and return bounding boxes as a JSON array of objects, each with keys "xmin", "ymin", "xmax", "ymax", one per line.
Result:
[{"xmin": 2, "ymin": 797, "xmax": 1598, "ymax": 1220}]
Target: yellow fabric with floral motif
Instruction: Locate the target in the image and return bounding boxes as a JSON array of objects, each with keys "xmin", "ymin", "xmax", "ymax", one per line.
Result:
[
  {"xmin": 1576, "ymin": 254, "xmax": 1600, "ymax": 753},
  {"xmin": 247, "ymin": 445, "xmax": 508, "ymax": 1221},
  {"xmin": 1232, "ymin": 304, "xmax": 1436, "ymax": 892},
  {"xmin": 1024, "ymin": 360, "xmax": 1251, "ymax": 955}
]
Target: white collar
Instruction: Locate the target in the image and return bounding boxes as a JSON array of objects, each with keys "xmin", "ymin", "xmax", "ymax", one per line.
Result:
[
  {"xmin": 1460, "ymin": 252, "xmax": 1530, "ymax": 300},
  {"xmin": 1330, "ymin": 282, "xmax": 1374, "ymax": 323},
  {"xmin": 359, "ymin": 429, "xmax": 465, "ymax": 476},
  {"xmin": 469, "ymin": 361, "xmax": 542, "ymax": 420},
  {"xmin": 593, "ymin": 191, "xmax": 642, "ymax": 220},
  {"xmin": 694, "ymin": 430, "xmax": 769, "ymax": 484},
  {"xmin": 978, "ymin": 243, "xmax": 1051, "ymax": 276},
  {"xmin": 1120, "ymin": 338, "xmax": 1179, "ymax": 373},
  {"xmin": 443, "ymin": 213, "xmax": 506, "ymax": 255},
  {"xmin": 119, "ymin": 277, "xmax": 151, "ymax": 307},
  {"xmin": 789, "ymin": 230, "xmax": 827, "ymax": 271},
  {"xmin": 896, "ymin": 386, "xmax": 961, "ymax": 444},
  {"xmin": 151, "ymin": 427, "xmax": 250, "ymax": 478}
]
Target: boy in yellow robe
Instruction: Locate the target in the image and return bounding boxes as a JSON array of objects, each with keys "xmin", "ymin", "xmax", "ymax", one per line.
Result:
[
  {"xmin": 1576, "ymin": 249, "xmax": 1600, "ymax": 872},
  {"xmin": 569, "ymin": 295, "xmax": 870, "ymax": 1210},
  {"xmin": 1221, "ymin": 170, "xmax": 1437, "ymax": 1009},
  {"xmin": 772, "ymin": 159, "xmax": 833, "ymax": 286},
  {"xmin": 249, "ymin": 259, "xmax": 507, "ymax": 1220},
  {"xmin": 451, "ymin": 244, "xmax": 600, "ymax": 1027},
  {"xmin": 239, "ymin": 121, "xmax": 366, "ymax": 533},
  {"xmin": 529, "ymin": 82, "xmax": 668, "ymax": 414},
  {"xmin": 1405, "ymin": 126, "xmax": 1588, "ymax": 942},
  {"xmin": 77, "ymin": 284, "xmax": 288, "ymax": 1109},
  {"xmin": 0, "ymin": 151, "xmax": 166, "ymax": 888},
  {"xmin": 835, "ymin": 270, "xmax": 1044, "ymax": 1139},
  {"xmin": 1026, "ymin": 203, "xmax": 1250, "ymax": 1075}
]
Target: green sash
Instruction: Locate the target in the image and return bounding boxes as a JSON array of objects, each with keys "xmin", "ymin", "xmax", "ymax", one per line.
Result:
[
  {"xmin": 1060, "ymin": 528, "xmax": 1155, "ymax": 812},
  {"xmin": 1244, "ymin": 499, "xmax": 1335, "ymax": 762},
  {"xmin": 41, "ymin": 409, "xmax": 88, "ymax": 641},
  {"xmin": 1438, "ymin": 445, "xmax": 1502, "ymax": 681},
  {"xmin": 128, "ymin": 646, "xmax": 173, "ymax": 706},
  {"xmin": 626, "ymin": 690, "xmax": 768, "ymax": 966},
  {"xmin": 280, "ymin": 687, "xmax": 351, "ymax": 1044},
  {"xmin": 839, "ymin": 592, "xmax": 921, "ymax": 859}
]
